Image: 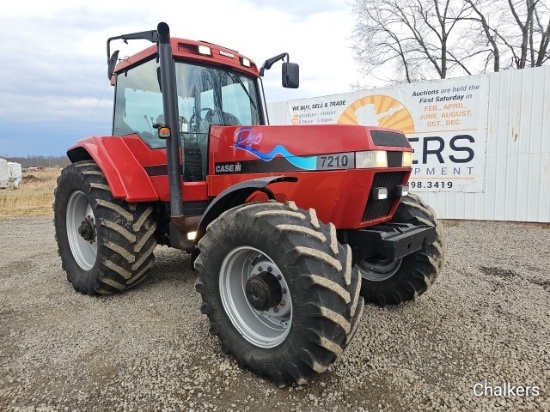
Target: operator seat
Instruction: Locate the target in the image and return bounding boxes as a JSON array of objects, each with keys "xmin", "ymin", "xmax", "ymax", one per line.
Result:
[{"xmin": 202, "ymin": 109, "xmax": 241, "ymax": 129}]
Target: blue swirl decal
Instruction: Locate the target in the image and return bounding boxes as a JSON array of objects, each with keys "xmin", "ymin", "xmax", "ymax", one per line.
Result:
[
  {"xmin": 237, "ymin": 144, "xmax": 317, "ymax": 170},
  {"xmin": 234, "ymin": 127, "xmax": 317, "ymax": 170}
]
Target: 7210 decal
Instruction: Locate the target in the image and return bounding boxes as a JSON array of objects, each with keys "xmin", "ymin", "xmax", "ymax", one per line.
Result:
[{"xmin": 316, "ymin": 154, "xmax": 354, "ymax": 170}]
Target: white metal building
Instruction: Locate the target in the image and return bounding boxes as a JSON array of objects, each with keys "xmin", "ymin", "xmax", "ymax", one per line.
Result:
[
  {"xmin": 8, "ymin": 162, "xmax": 22, "ymax": 189},
  {"xmin": 268, "ymin": 66, "xmax": 550, "ymax": 223},
  {"xmin": 0, "ymin": 158, "xmax": 9, "ymax": 189}
]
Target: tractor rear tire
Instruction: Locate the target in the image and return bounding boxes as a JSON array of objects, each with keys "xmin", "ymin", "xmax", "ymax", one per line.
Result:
[
  {"xmin": 194, "ymin": 201, "xmax": 364, "ymax": 386},
  {"xmin": 53, "ymin": 161, "xmax": 157, "ymax": 295},
  {"xmin": 357, "ymin": 193, "xmax": 446, "ymax": 305}
]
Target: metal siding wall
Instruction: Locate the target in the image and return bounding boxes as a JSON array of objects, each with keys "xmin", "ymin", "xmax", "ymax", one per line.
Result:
[
  {"xmin": 267, "ymin": 66, "xmax": 550, "ymax": 222},
  {"xmin": 409, "ymin": 67, "xmax": 550, "ymax": 222},
  {"xmin": 536, "ymin": 67, "xmax": 550, "ymax": 221},
  {"xmin": 267, "ymin": 102, "xmax": 291, "ymax": 125}
]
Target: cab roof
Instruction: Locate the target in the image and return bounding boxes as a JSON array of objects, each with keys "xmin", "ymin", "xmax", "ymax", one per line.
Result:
[{"xmin": 113, "ymin": 37, "xmax": 259, "ymax": 79}]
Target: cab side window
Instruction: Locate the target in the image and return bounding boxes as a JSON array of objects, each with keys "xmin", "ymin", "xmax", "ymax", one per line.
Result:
[{"xmin": 113, "ymin": 59, "xmax": 166, "ymax": 149}]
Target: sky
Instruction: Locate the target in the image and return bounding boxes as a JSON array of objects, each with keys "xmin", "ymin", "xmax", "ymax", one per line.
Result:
[{"xmin": 0, "ymin": 0, "xmax": 365, "ymax": 157}]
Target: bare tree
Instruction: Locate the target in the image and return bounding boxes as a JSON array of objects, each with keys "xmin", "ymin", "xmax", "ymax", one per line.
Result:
[
  {"xmin": 351, "ymin": 0, "xmax": 472, "ymax": 83},
  {"xmin": 533, "ymin": 1, "xmax": 550, "ymax": 66},
  {"xmin": 464, "ymin": 0, "xmax": 550, "ymax": 70},
  {"xmin": 503, "ymin": 0, "xmax": 550, "ymax": 68},
  {"xmin": 352, "ymin": 0, "xmax": 550, "ymax": 83},
  {"xmin": 459, "ymin": 0, "xmax": 502, "ymax": 72}
]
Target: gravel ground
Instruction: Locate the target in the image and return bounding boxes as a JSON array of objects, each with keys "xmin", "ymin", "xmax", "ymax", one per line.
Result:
[{"xmin": 0, "ymin": 217, "xmax": 548, "ymax": 411}]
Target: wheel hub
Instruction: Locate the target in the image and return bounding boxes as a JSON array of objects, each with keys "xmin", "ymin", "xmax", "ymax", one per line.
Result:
[
  {"xmin": 357, "ymin": 257, "xmax": 402, "ymax": 282},
  {"xmin": 245, "ymin": 271, "xmax": 283, "ymax": 311},
  {"xmin": 219, "ymin": 246, "xmax": 292, "ymax": 348},
  {"xmin": 78, "ymin": 215, "xmax": 96, "ymax": 243}
]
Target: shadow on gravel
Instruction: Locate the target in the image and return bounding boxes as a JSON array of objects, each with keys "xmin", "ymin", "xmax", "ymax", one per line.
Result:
[{"xmin": 137, "ymin": 246, "xmax": 196, "ymax": 291}]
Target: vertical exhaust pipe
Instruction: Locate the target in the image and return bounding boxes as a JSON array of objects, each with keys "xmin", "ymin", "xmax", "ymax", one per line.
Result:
[{"xmin": 157, "ymin": 22, "xmax": 186, "ymax": 226}]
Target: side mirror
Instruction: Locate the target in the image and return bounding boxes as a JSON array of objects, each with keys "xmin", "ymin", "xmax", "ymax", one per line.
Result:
[
  {"xmin": 108, "ymin": 50, "xmax": 120, "ymax": 80},
  {"xmin": 282, "ymin": 62, "xmax": 299, "ymax": 88}
]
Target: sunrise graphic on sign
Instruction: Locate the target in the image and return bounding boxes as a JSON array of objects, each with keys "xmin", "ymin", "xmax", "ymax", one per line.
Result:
[{"xmin": 338, "ymin": 95, "xmax": 415, "ymax": 134}]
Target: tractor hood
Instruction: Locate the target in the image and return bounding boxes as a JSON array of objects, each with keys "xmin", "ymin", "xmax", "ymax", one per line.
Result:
[{"xmin": 208, "ymin": 124, "xmax": 411, "ymax": 175}]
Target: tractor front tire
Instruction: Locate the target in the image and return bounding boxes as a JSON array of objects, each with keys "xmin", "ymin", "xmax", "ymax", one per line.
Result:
[
  {"xmin": 53, "ymin": 161, "xmax": 157, "ymax": 295},
  {"xmin": 194, "ymin": 201, "xmax": 364, "ymax": 386},
  {"xmin": 357, "ymin": 193, "xmax": 446, "ymax": 305}
]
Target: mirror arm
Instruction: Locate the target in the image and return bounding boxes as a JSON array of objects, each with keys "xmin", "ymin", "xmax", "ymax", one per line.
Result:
[
  {"xmin": 106, "ymin": 30, "xmax": 159, "ymax": 79},
  {"xmin": 259, "ymin": 53, "xmax": 289, "ymax": 76}
]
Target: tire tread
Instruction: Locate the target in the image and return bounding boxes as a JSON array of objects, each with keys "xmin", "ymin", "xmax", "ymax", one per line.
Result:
[
  {"xmin": 194, "ymin": 201, "xmax": 364, "ymax": 385},
  {"xmin": 53, "ymin": 161, "xmax": 156, "ymax": 295},
  {"xmin": 358, "ymin": 193, "xmax": 445, "ymax": 305}
]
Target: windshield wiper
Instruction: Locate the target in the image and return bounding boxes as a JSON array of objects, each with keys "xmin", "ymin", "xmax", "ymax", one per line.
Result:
[{"xmin": 227, "ymin": 71, "xmax": 257, "ymax": 110}]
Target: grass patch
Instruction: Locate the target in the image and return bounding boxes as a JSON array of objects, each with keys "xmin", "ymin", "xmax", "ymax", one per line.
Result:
[{"xmin": 0, "ymin": 168, "xmax": 61, "ymax": 217}]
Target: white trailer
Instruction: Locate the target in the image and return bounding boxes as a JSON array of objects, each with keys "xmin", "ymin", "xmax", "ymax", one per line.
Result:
[
  {"xmin": 0, "ymin": 159, "xmax": 8, "ymax": 189},
  {"xmin": 7, "ymin": 162, "xmax": 22, "ymax": 188}
]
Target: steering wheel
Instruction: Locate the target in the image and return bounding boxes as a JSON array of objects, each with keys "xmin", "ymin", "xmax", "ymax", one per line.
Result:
[{"xmin": 201, "ymin": 107, "xmax": 214, "ymax": 116}]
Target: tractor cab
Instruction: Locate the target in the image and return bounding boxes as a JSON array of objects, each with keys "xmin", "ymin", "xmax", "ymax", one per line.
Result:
[
  {"xmin": 108, "ymin": 28, "xmax": 298, "ymax": 184},
  {"xmin": 112, "ymin": 57, "xmax": 263, "ymax": 181}
]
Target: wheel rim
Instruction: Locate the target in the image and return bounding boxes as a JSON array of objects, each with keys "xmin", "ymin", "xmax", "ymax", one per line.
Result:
[
  {"xmin": 220, "ymin": 246, "xmax": 292, "ymax": 348},
  {"xmin": 357, "ymin": 258, "xmax": 402, "ymax": 282},
  {"xmin": 66, "ymin": 191, "xmax": 97, "ymax": 271}
]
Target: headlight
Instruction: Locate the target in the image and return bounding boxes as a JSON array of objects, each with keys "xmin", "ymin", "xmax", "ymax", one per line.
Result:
[
  {"xmin": 356, "ymin": 151, "xmax": 388, "ymax": 168},
  {"xmin": 402, "ymin": 151, "xmax": 413, "ymax": 167}
]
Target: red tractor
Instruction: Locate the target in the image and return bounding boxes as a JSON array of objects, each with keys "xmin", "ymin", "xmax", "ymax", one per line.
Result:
[{"xmin": 54, "ymin": 23, "xmax": 445, "ymax": 386}]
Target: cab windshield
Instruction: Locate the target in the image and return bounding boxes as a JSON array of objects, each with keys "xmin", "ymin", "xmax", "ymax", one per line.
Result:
[{"xmin": 176, "ymin": 62, "xmax": 261, "ymax": 133}]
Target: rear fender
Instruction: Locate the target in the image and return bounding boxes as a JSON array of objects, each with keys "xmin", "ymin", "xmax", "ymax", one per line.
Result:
[{"xmin": 67, "ymin": 136, "xmax": 159, "ymax": 202}]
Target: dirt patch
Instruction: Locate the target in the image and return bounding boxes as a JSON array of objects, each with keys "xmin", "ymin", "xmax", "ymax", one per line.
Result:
[{"xmin": 479, "ymin": 266, "xmax": 519, "ymax": 278}]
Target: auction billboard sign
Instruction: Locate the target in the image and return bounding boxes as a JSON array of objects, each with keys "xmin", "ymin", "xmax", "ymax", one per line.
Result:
[{"xmin": 281, "ymin": 77, "xmax": 489, "ymax": 192}]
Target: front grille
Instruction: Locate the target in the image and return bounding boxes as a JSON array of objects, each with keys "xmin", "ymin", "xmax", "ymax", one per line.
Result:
[
  {"xmin": 370, "ymin": 130, "xmax": 409, "ymax": 148},
  {"xmin": 362, "ymin": 172, "xmax": 406, "ymax": 221}
]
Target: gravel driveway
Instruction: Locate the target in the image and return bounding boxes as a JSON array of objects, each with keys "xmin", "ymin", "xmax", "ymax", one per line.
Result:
[{"xmin": 0, "ymin": 217, "xmax": 548, "ymax": 411}]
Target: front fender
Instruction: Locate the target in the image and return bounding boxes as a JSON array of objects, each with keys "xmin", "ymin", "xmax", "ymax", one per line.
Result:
[
  {"xmin": 193, "ymin": 176, "xmax": 298, "ymax": 248},
  {"xmin": 67, "ymin": 136, "xmax": 160, "ymax": 202}
]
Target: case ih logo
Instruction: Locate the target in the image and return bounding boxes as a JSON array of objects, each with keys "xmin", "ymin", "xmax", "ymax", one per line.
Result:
[{"xmin": 215, "ymin": 162, "xmax": 242, "ymax": 174}]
